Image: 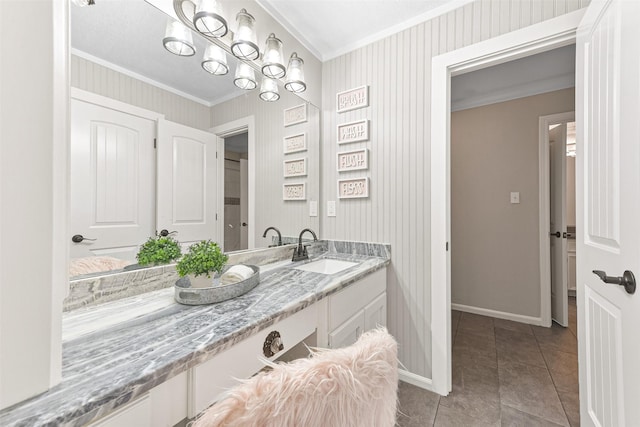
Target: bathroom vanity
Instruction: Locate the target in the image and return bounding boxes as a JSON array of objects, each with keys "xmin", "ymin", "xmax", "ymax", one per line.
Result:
[{"xmin": 0, "ymin": 241, "xmax": 389, "ymax": 427}]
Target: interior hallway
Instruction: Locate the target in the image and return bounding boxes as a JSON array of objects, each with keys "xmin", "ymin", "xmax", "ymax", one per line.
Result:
[{"xmin": 397, "ymin": 297, "xmax": 579, "ymax": 426}]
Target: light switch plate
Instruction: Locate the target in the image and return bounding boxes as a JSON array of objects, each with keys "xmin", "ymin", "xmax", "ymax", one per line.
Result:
[
  {"xmin": 510, "ymin": 192, "xmax": 520, "ymax": 204},
  {"xmin": 327, "ymin": 201, "xmax": 336, "ymax": 217},
  {"xmin": 309, "ymin": 200, "xmax": 318, "ymax": 217}
]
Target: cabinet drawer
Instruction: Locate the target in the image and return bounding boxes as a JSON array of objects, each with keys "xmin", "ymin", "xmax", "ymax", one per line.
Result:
[
  {"xmin": 89, "ymin": 394, "xmax": 152, "ymax": 427},
  {"xmin": 329, "ymin": 310, "xmax": 365, "ymax": 349},
  {"xmin": 191, "ymin": 304, "xmax": 317, "ymax": 416},
  {"xmin": 329, "ymin": 268, "xmax": 386, "ymax": 330}
]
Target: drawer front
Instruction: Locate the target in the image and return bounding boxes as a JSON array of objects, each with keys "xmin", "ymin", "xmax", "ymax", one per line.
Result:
[
  {"xmin": 329, "ymin": 310, "xmax": 365, "ymax": 349},
  {"xmin": 329, "ymin": 267, "xmax": 386, "ymax": 330},
  {"xmin": 191, "ymin": 304, "xmax": 317, "ymax": 416},
  {"xmin": 89, "ymin": 394, "xmax": 152, "ymax": 427}
]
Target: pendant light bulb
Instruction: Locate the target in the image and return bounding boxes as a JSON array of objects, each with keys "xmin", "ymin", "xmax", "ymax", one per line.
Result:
[
  {"xmin": 193, "ymin": 0, "xmax": 228, "ymax": 38},
  {"xmin": 234, "ymin": 62, "xmax": 257, "ymax": 90},
  {"xmin": 259, "ymin": 77, "xmax": 280, "ymax": 102},
  {"xmin": 202, "ymin": 44, "xmax": 229, "ymax": 75},
  {"xmin": 163, "ymin": 20, "xmax": 196, "ymax": 57},
  {"xmin": 284, "ymin": 52, "xmax": 306, "ymax": 93},
  {"xmin": 231, "ymin": 9, "xmax": 259, "ymax": 61},
  {"xmin": 262, "ymin": 33, "xmax": 286, "ymax": 79}
]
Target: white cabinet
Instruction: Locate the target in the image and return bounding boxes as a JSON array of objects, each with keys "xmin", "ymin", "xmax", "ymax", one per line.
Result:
[
  {"xmin": 88, "ymin": 371, "xmax": 188, "ymax": 427},
  {"xmin": 88, "ymin": 395, "xmax": 152, "ymax": 427},
  {"xmin": 329, "ymin": 311, "xmax": 365, "ymax": 349},
  {"xmin": 190, "ymin": 304, "xmax": 317, "ymax": 417},
  {"xmin": 327, "ymin": 268, "xmax": 387, "ymax": 349}
]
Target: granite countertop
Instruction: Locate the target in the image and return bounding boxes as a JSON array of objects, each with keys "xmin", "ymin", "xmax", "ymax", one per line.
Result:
[{"xmin": 0, "ymin": 241, "xmax": 390, "ymax": 427}]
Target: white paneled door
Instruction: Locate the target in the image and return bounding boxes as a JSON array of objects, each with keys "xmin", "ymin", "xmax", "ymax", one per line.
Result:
[
  {"xmin": 577, "ymin": 0, "xmax": 640, "ymax": 425},
  {"xmin": 70, "ymin": 99, "xmax": 156, "ymax": 261},
  {"xmin": 549, "ymin": 123, "xmax": 569, "ymax": 326},
  {"xmin": 157, "ymin": 120, "xmax": 218, "ymax": 248}
]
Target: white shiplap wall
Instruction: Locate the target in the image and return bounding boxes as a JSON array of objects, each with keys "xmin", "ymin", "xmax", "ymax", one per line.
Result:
[
  {"xmin": 210, "ymin": 91, "xmax": 321, "ymax": 246},
  {"xmin": 70, "ymin": 55, "xmax": 211, "ymax": 130},
  {"xmin": 321, "ymin": 0, "xmax": 589, "ymax": 379}
]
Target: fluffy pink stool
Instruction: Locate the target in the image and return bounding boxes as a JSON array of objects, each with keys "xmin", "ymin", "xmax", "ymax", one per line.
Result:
[{"xmin": 192, "ymin": 327, "xmax": 398, "ymax": 427}]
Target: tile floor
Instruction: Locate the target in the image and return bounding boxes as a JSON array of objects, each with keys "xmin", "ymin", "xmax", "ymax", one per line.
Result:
[{"xmin": 397, "ymin": 297, "xmax": 579, "ymax": 426}]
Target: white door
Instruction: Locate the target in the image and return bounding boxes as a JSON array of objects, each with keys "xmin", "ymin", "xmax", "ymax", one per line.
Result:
[
  {"xmin": 577, "ymin": 0, "xmax": 640, "ymax": 425},
  {"xmin": 156, "ymin": 120, "xmax": 218, "ymax": 249},
  {"xmin": 240, "ymin": 158, "xmax": 249, "ymax": 249},
  {"xmin": 549, "ymin": 123, "xmax": 568, "ymax": 326},
  {"xmin": 70, "ymin": 99, "xmax": 155, "ymax": 261}
]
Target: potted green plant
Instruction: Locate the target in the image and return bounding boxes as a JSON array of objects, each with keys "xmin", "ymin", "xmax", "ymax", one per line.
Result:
[
  {"xmin": 176, "ymin": 240, "xmax": 228, "ymax": 288},
  {"xmin": 136, "ymin": 234, "xmax": 182, "ymax": 266}
]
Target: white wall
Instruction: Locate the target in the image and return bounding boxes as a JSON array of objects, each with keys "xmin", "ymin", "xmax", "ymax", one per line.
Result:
[
  {"xmin": 0, "ymin": 0, "xmax": 67, "ymax": 410},
  {"xmin": 321, "ymin": 0, "xmax": 588, "ymax": 380},
  {"xmin": 450, "ymin": 88, "xmax": 575, "ymax": 319},
  {"xmin": 71, "ymin": 55, "xmax": 211, "ymax": 130}
]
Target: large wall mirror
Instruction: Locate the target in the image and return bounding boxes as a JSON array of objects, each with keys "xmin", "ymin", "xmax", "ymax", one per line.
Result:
[{"xmin": 69, "ymin": 0, "xmax": 320, "ymax": 278}]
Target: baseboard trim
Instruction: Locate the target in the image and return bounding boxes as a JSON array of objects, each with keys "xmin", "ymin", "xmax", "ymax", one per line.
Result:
[
  {"xmin": 452, "ymin": 303, "xmax": 546, "ymax": 326},
  {"xmin": 398, "ymin": 369, "xmax": 435, "ymax": 392}
]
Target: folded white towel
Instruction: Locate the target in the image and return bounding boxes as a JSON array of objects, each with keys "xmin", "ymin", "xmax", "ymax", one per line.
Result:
[{"xmin": 220, "ymin": 264, "xmax": 254, "ymax": 285}]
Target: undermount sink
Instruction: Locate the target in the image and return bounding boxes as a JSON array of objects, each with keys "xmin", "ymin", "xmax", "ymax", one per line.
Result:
[{"xmin": 293, "ymin": 259, "xmax": 358, "ymax": 275}]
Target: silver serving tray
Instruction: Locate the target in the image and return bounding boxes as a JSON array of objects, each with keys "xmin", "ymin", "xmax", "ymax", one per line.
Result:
[{"xmin": 174, "ymin": 265, "xmax": 260, "ymax": 305}]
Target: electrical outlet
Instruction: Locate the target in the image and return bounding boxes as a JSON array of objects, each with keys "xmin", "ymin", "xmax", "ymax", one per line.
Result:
[
  {"xmin": 309, "ymin": 201, "xmax": 318, "ymax": 217},
  {"xmin": 510, "ymin": 192, "xmax": 520, "ymax": 204}
]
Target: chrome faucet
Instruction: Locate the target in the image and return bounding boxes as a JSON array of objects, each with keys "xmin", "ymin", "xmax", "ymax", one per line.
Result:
[
  {"xmin": 292, "ymin": 228, "xmax": 318, "ymax": 261},
  {"xmin": 262, "ymin": 226, "xmax": 282, "ymax": 247}
]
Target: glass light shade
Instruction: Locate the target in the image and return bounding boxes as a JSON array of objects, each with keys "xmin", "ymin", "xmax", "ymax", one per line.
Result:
[
  {"xmin": 261, "ymin": 33, "xmax": 286, "ymax": 79},
  {"xmin": 163, "ymin": 20, "xmax": 196, "ymax": 57},
  {"xmin": 259, "ymin": 77, "xmax": 280, "ymax": 102},
  {"xmin": 234, "ymin": 62, "xmax": 257, "ymax": 90},
  {"xmin": 231, "ymin": 9, "xmax": 259, "ymax": 60},
  {"xmin": 284, "ymin": 52, "xmax": 306, "ymax": 93},
  {"xmin": 202, "ymin": 45, "xmax": 229, "ymax": 75},
  {"xmin": 71, "ymin": 0, "xmax": 94, "ymax": 6},
  {"xmin": 193, "ymin": 0, "xmax": 228, "ymax": 38}
]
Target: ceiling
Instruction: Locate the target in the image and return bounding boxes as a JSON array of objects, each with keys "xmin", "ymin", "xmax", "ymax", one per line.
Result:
[
  {"xmin": 71, "ymin": 0, "xmax": 246, "ymax": 106},
  {"xmin": 451, "ymin": 44, "xmax": 576, "ymax": 112},
  {"xmin": 72, "ymin": 1, "xmax": 575, "ymax": 109},
  {"xmin": 258, "ymin": 0, "xmax": 472, "ymax": 61}
]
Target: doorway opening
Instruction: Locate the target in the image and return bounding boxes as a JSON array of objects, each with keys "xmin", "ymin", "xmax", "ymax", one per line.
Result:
[
  {"xmin": 223, "ymin": 132, "xmax": 249, "ymax": 252},
  {"xmin": 429, "ymin": 11, "xmax": 583, "ymax": 395}
]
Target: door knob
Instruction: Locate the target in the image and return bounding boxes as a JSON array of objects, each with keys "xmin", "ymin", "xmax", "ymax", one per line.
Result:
[
  {"xmin": 71, "ymin": 234, "xmax": 96, "ymax": 243},
  {"xmin": 592, "ymin": 270, "xmax": 636, "ymax": 295},
  {"xmin": 550, "ymin": 231, "xmax": 561, "ymax": 238},
  {"xmin": 242, "ymin": 222, "xmax": 248, "ymax": 227},
  {"xmin": 159, "ymin": 229, "xmax": 177, "ymax": 237}
]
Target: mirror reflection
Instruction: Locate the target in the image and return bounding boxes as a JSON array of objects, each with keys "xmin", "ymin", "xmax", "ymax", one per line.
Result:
[{"xmin": 69, "ymin": 0, "xmax": 320, "ymax": 278}]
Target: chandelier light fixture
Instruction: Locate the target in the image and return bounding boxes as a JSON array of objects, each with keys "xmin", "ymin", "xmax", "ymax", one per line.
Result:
[
  {"xmin": 230, "ymin": 9, "xmax": 259, "ymax": 61},
  {"xmin": 163, "ymin": 20, "xmax": 196, "ymax": 57},
  {"xmin": 234, "ymin": 62, "xmax": 257, "ymax": 90},
  {"xmin": 167, "ymin": 1, "xmax": 308, "ymax": 101},
  {"xmin": 259, "ymin": 77, "xmax": 280, "ymax": 102},
  {"xmin": 202, "ymin": 44, "xmax": 229, "ymax": 75}
]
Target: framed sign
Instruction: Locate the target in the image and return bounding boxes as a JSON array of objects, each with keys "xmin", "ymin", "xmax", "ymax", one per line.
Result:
[
  {"xmin": 337, "ymin": 119, "xmax": 369, "ymax": 144},
  {"xmin": 338, "ymin": 177, "xmax": 369, "ymax": 199},
  {"xmin": 283, "ymin": 182, "xmax": 306, "ymax": 200},
  {"xmin": 337, "ymin": 85, "xmax": 369, "ymax": 113},
  {"xmin": 337, "ymin": 148, "xmax": 368, "ymax": 172},
  {"xmin": 283, "ymin": 133, "xmax": 306, "ymax": 154},
  {"xmin": 283, "ymin": 157, "xmax": 307, "ymax": 178},
  {"xmin": 284, "ymin": 103, "xmax": 307, "ymax": 127}
]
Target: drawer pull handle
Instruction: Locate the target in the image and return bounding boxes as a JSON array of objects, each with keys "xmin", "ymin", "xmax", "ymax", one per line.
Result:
[{"xmin": 263, "ymin": 331, "xmax": 284, "ymax": 357}]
